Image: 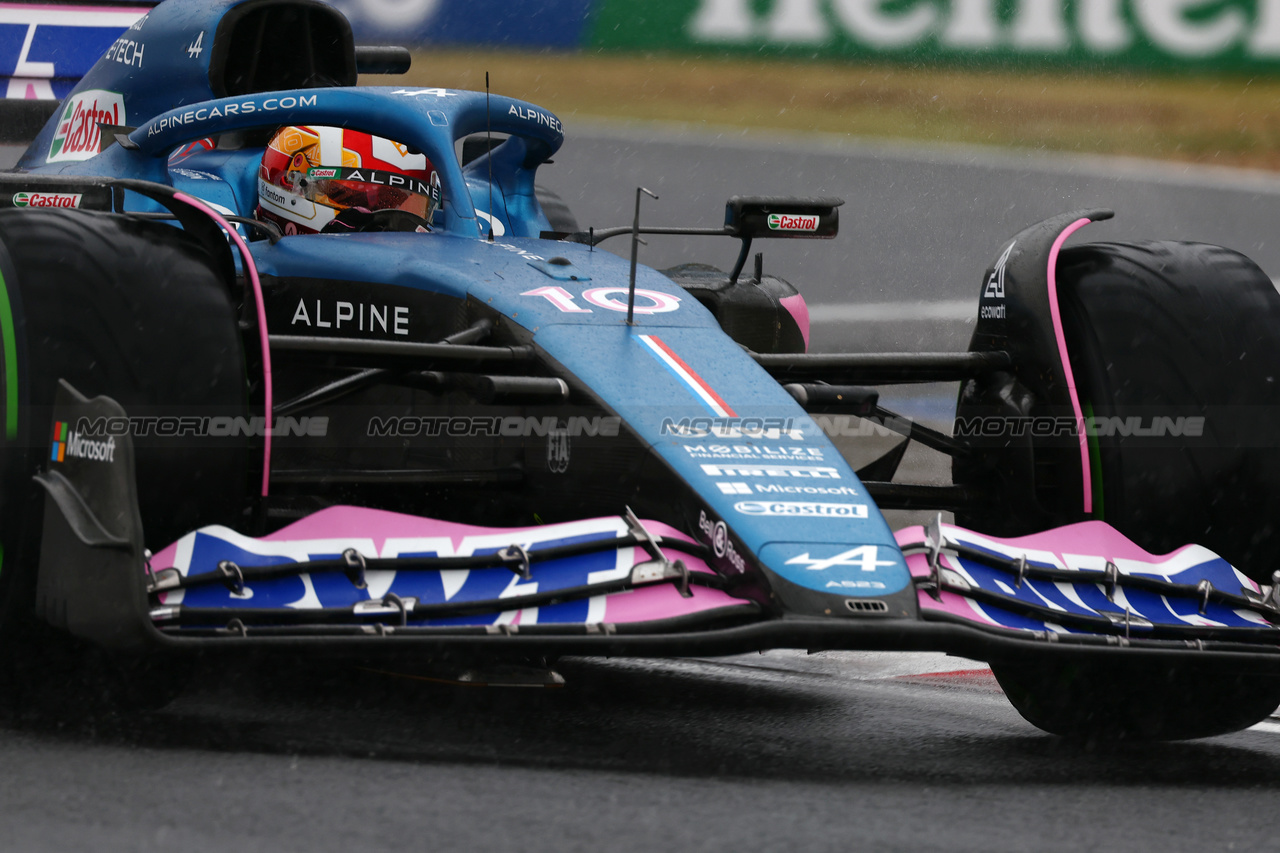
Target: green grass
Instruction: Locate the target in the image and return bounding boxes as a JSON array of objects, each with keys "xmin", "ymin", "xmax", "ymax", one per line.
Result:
[{"xmin": 381, "ymin": 50, "xmax": 1280, "ymax": 169}]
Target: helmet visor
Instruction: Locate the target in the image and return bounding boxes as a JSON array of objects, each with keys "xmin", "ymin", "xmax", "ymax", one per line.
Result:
[{"xmin": 302, "ymin": 167, "xmax": 439, "ymax": 220}]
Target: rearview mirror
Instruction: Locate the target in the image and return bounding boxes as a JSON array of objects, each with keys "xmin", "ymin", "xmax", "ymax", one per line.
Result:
[{"xmin": 724, "ymin": 196, "xmax": 843, "ymax": 239}]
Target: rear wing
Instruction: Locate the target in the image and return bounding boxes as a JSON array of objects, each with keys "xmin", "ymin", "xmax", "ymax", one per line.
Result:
[{"xmin": 0, "ymin": 0, "xmax": 153, "ymax": 142}]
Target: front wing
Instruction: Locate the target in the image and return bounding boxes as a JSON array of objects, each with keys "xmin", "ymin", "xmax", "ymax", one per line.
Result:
[{"xmin": 32, "ymin": 384, "xmax": 1280, "ymax": 675}]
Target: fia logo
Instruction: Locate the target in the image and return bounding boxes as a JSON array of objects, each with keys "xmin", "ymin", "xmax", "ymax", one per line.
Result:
[
  {"xmin": 547, "ymin": 428, "xmax": 570, "ymax": 474},
  {"xmin": 983, "ymin": 241, "xmax": 1015, "ymax": 300}
]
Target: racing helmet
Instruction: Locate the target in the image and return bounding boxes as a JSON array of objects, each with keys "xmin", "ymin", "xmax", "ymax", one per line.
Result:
[{"xmin": 256, "ymin": 125, "xmax": 441, "ymax": 235}]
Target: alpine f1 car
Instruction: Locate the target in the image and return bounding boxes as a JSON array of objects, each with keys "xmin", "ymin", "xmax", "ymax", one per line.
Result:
[{"xmin": 2, "ymin": 0, "xmax": 1280, "ymax": 740}]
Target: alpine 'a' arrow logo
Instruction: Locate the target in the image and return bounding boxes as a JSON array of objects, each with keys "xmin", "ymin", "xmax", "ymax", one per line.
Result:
[
  {"xmin": 784, "ymin": 545, "xmax": 896, "ymax": 572},
  {"xmin": 983, "ymin": 241, "xmax": 1015, "ymax": 300}
]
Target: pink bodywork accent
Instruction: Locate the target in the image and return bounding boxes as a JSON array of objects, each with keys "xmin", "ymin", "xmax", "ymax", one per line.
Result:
[
  {"xmin": 1046, "ymin": 217, "xmax": 1094, "ymax": 514},
  {"xmin": 895, "ymin": 518, "xmax": 1194, "ymax": 562},
  {"xmin": 173, "ymin": 193, "xmax": 273, "ymax": 496},
  {"xmin": 264, "ymin": 505, "xmax": 704, "ymax": 557},
  {"xmin": 151, "ymin": 507, "xmax": 749, "ymax": 624},
  {"xmin": 599, "ymin": 583, "xmax": 745, "ymax": 623},
  {"xmin": 779, "ymin": 293, "xmax": 810, "ymax": 351},
  {"xmin": 0, "ymin": 3, "xmax": 150, "ymax": 11},
  {"xmin": 894, "ymin": 520, "xmax": 1262, "ymax": 622}
]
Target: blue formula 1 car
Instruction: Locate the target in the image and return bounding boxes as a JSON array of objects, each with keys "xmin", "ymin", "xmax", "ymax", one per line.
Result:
[{"xmin": 3, "ymin": 0, "xmax": 1280, "ymax": 740}]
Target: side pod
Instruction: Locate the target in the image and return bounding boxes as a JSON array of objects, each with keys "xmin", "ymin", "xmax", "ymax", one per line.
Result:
[{"xmin": 33, "ymin": 379, "xmax": 155, "ymax": 653}]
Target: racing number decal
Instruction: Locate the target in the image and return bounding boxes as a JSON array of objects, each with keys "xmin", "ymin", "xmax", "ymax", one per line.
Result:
[
  {"xmin": 521, "ymin": 285, "xmax": 680, "ymax": 315},
  {"xmin": 522, "ymin": 286, "xmax": 589, "ymax": 313},
  {"xmin": 584, "ymin": 288, "xmax": 680, "ymax": 314}
]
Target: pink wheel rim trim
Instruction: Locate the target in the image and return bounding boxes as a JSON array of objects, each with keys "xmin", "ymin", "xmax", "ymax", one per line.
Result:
[{"xmin": 1046, "ymin": 217, "xmax": 1093, "ymax": 514}]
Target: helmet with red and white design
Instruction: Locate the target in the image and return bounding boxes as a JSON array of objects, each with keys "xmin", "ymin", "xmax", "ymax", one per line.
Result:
[{"xmin": 256, "ymin": 125, "xmax": 441, "ymax": 235}]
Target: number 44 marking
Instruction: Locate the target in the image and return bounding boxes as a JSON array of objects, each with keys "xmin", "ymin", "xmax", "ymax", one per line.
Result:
[{"xmin": 187, "ymin": 31, "xmax": 204, "ymax": 59}]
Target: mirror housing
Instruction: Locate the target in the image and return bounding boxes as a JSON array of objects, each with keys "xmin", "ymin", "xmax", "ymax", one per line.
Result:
[{"xmin": 725, "ymin": 196, "xmax": 843, "ymax": 239}]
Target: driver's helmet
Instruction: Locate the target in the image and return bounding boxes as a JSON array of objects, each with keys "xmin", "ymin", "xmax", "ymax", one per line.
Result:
[{"xmin": 256, "ymin": 125, "xmax": 441, "ymax": 235}]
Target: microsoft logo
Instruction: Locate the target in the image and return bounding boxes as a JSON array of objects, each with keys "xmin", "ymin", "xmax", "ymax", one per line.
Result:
[{"xmin": 50, "ymin": 421, "xmax": 68, "ymax": 462}]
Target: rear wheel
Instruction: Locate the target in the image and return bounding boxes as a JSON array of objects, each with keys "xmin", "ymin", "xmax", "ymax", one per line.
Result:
[
  {"xmin": 993, "ymin": 658, "xmax": 1280, "ymax": 741},
  {"xmin": 0, "ymin": 209, "xmax": 247, "ymax": 704}
]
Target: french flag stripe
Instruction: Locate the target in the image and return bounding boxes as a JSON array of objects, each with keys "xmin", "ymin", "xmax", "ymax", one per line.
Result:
[{"xmin": 637, "ymin": 334, "xmax": 737, "ymax": 418}]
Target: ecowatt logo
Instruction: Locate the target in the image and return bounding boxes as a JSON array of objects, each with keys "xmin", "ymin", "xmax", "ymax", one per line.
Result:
[
  {"xmin": 13, "ymin": 192, "xmax": 82, "ymax": 209},
  {"xmin": 767, "ymin": 212, "xmax": 819, "ymax": 232},
  {"xmin": 50, "ymin": 421, "xmax": 116, "ymax": 463}
]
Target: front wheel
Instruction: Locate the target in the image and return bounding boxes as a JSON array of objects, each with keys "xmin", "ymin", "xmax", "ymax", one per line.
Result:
[
  {"xmin": 993, "ymin": 658, "xmax": 1280, "ymax": 741},
  {"xmin": 957, "ymin": 239, "xmax": 1280, "ymax": 583},
  {"xmin": 0, "ymin": 209, "xmax": 247, "ymax": 703}
]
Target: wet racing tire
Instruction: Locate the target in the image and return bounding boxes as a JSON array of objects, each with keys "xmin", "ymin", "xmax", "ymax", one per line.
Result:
[
  {"xmin": 961, "ymin": 240, "xmax": 1280, "ymax": 740},
  {"xmin": 1055, "ymin": 240, "xmax": 1280, "ymax": 583},
  {"xmin": 958, "ymin": 240, "xmax": 1280, "ymax": 583},
  {"xmin": 992, "ymin": 658, "xmax": 1280, "ymax": 741},
  {"xmin": 0, "ymin": 209, "xmax": 247, "ymax": 704}
]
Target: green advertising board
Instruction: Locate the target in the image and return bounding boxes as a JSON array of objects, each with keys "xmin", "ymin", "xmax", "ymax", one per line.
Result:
[{"xmin": 589, "ymin": 1, "xmax": 1280, "ymax": 72}]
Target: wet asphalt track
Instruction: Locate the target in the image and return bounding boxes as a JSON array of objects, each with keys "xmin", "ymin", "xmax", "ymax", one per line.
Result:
[{"xmin": 5, "ymin": 131, "xmax": 1280, "ymax": 850}]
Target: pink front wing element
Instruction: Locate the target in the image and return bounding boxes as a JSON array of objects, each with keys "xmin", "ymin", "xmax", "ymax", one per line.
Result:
[
  {"xmin": 270, "ymin": 506, "xmax": 704, "ymax": 560},
  {"xmin": 896, "ymin": 544, "xmax": 1000, "ymax": 624},
  {"xmin": 152, "ymin": 505, "xmax": 709, "ymax": 573},
  {"xmin": 895, "ymin": 519, "xmax": 1228, "ymax": 570},
  {"xmin": 151, "ymin": 506, "xmax": 749, "ymax": 625},
  {"xmin": 601, "ymin": 584, "xmax": 747, "ymax": 623},
  {"xmin": 894, "ymin": 520, "xmax": 1263, "ymax": 625},
  {"xmin": 1046, "ymin": 217, "xmax": 1095, "ymax": 514},
  {"xmin": 778, "ymin": 293, "xmax": 810, "ymax": 352}
]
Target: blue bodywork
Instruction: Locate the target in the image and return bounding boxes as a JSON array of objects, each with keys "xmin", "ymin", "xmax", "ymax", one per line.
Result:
[
  {"xmin": 17, "ymin": 0, "xmax": 1280, "ymax": 747},
  {"xmin": 14, "ymin": 0, "xmax": 909, "ymax": 610}
]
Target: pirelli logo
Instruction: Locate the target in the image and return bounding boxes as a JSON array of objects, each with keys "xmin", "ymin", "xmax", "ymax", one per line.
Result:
[{"xmin": 700, "ymin": 463, "xmax": 840, "ymax": 479}]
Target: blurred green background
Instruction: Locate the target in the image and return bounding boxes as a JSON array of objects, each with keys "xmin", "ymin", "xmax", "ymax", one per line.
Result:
[{"xmin": 392, "ymin": 50, "xmax": 1280, "ymax": 170}]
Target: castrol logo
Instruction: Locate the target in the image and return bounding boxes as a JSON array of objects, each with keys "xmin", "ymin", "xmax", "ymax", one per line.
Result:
[
  {"xmin": 767, "ymin": 212, "xmax": 819, "ymax": 232},
  {"xmin": 12, "ymin": 192, "xmax": 83, "ymax": 208}
]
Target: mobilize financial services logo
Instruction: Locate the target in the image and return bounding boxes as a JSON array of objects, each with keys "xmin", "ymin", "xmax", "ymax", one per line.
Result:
[{"xmin": 50, "ymin": 421, "xmax": 116, "ymax": 463}]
